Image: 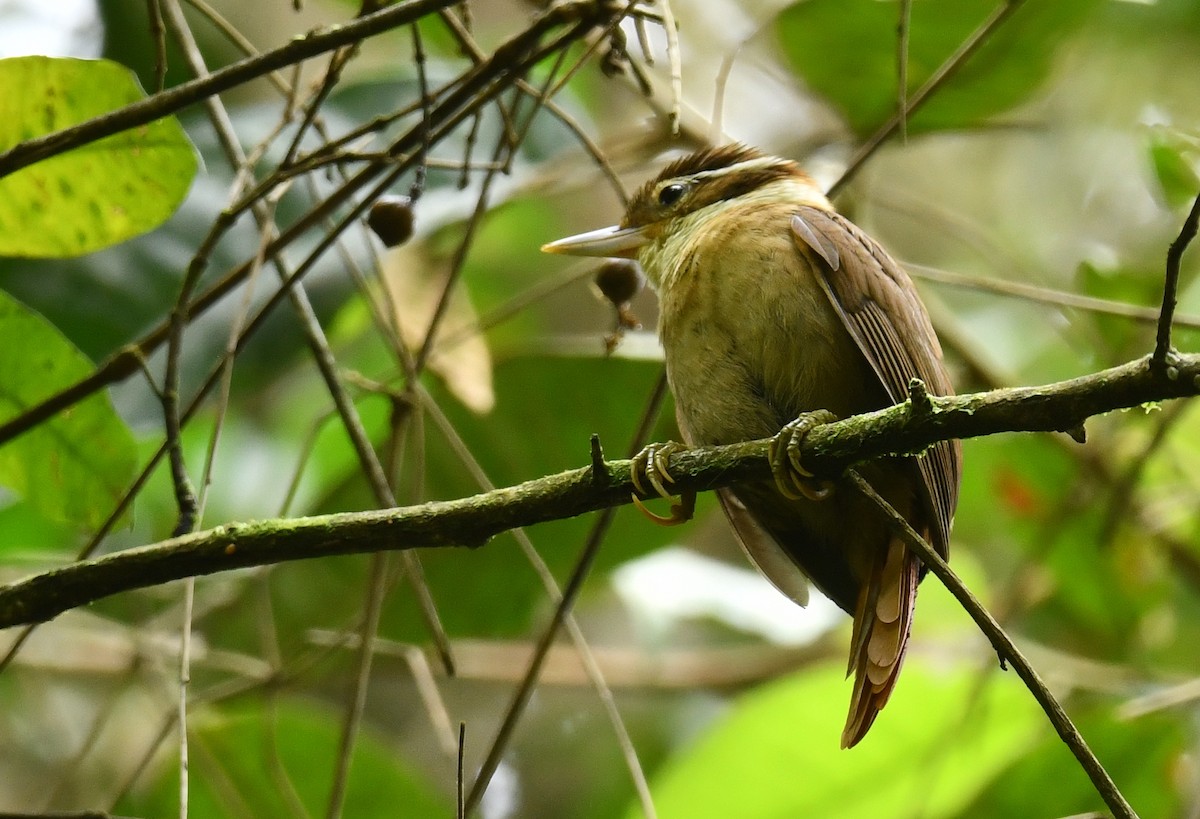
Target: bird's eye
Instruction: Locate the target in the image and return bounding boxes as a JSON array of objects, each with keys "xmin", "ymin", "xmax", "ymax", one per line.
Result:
[{"xmin": 657, "ymin": 183, "xmax": 687, "ymax": 207}]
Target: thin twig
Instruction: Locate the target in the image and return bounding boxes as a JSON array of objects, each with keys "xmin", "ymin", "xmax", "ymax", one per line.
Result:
[
  {"xmin": 907, "ymin": 261, "xmax": 1200, "ymax": 330},
  {"xmin": 464, "ymin": 371, "xmax": 669, "ymax": 814},
  {"xmin": 846, "ymin": 471, "xmax": 1137, "ymax": 819},
  {"xmin": 457, "ymin": 722, "xmax": 467, "ymax": 819},
  {"xmin": 178, "ymin": 577, "xmax": 195, "ymax": 819},
  {"xmin": 0, "ymin": 0, "xmax": 623, "ymax": 449},
  {"xmin": 265, "ymin": 694, "xmax": 313, "ymax": 818},
  {"xmin": 658, "ymin": 0, "xmax": 682, "ymax": 135},
  {"xmin": 710, "ymin": 40, "xmax": 743, "ymax": 144},
  {"xmin": 147, "ymin": 0, "xmax": 168, "ymax": 92},
  {"xmin": 409, "ymin": 20, "xmax": 432, "ymax": 202},
  {"xmin": 198, "ymin": 200, "xmax": 278, "ymax": 515},
  {"xmin": 896, "ymin": 0, "xmax": 911, "ymax": 142},
  {"xmin": 830, "ymin": 0, "xmax": 1027, "ymax": 198},
  {"xmin": 1153, "ymin": 190, "xmax": 1200, "ymax": 371},
  {"xmin": 0, "ymin": 0, "xmax": 460, "ymax": 179},
  {"xmin": 417, "ymin": 384, "xmax": 656, "ymax": 817},
  {"xmin": 326, "ymin": 555, "xmax": 392, "ymax": 819},
  {"xmin": 402, "ymin": 645, "xmax": 458, "ymax": 755},
  {"xmin": 163, "ymin": 328, "xmax": 198, "ymax": 538}
]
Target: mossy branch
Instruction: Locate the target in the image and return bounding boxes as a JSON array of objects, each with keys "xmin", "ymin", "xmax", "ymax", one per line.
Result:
[{"xmin": 0, "ymin": 352, "xmax": 1196, "ymax": 629}]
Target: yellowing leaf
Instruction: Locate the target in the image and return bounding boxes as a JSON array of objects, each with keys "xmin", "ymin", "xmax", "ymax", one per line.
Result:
[{"xmin": 0, "ymin": 56, "xmax": 197, "ymax": 257}]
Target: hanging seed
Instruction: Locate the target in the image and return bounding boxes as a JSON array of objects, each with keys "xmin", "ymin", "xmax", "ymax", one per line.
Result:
[{"xmin": 368, "ymin": 195, "xmax": 415, "ymax": 247}]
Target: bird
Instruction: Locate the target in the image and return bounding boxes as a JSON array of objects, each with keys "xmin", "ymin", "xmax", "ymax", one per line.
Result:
[{"xmin": 541, "ymin": 144, "xmax": 962, "ymax": 748}]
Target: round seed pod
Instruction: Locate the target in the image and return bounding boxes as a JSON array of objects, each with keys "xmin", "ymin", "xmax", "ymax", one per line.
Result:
[
  {"xmin": 368, "ymin": 195, "xmax": 415, "ymax": 247},
  {"xmin": 592, "ymin": 259, "xmax": 644, "ymax": 308}
]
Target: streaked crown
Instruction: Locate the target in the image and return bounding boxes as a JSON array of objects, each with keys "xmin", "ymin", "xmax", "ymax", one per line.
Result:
[{"xmin": 622, "ymin": 144, "xmax": 810, "ymax": 229}]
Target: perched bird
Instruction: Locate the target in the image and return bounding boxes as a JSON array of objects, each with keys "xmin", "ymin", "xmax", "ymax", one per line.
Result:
[{"xmin": 542, "ymin": 144, "xmax": 962, "ymax": 747}]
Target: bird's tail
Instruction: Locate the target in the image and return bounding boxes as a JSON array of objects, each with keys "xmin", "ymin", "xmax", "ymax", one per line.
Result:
[{"xmin": 840, "ymin": 536, "xmax": 919, "ymax": 748}]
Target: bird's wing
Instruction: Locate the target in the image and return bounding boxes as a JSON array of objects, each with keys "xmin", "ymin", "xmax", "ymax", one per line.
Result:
[
  {"xmin": 716, "ymin": 488, "xmax": 811, "ymax": 607},
  {"xmin": 674, "ymin": 408, "xmax": 810, "ymax": 607},
  {"xmin": 790, "ymin": 207, "xmax": 961, "ymax": 558}
]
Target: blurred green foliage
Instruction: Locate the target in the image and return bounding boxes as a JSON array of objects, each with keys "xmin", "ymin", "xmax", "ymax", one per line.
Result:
[
  {"xmin": 0, "ymin": 0, "xmax": 1198, "ymax": 817},
  {"xmin": 777, "ymin": 0, "xmax": 1098, "ymax": 138}
]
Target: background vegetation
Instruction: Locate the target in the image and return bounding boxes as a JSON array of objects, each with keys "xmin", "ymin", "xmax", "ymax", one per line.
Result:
[{"xmin": 1, "ymin": 0, "xmax": 1199, "ymax": 816}]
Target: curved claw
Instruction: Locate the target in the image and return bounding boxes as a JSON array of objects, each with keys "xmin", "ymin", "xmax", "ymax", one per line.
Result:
[
  {"xmin": 630, "ymin": 462, "xmax": 651, "ymax": 498},
  {"xmin": 631, "ymin": 492, "xmax": 696, "ymax": 526},
  {"xmin": 787, "ymin": 433, "xmax": 816, "ymax": 478},
  {"xmin": 646, "ymin": 445, "xmax": 677, "ymax": 498},
  {"xmin": 770, "ymin": 411, "xmax": 838, "ymax": 502},
  {"xmin": 769, "ymin": 434, "xmax": 807, "ymax": 500},
  {"xmin": 630, "ymin": 442, "xmax": 694, "ymax": 526}
]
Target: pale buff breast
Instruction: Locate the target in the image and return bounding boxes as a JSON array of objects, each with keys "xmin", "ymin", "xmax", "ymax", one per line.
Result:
[{"xmin": 646, "ymin": 194, "xmax": 879, "ymax": 447}]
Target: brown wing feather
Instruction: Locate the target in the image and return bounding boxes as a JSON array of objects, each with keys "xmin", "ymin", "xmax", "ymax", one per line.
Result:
[
  {"xmin": 790, "ymin": 206, "xmax": 962, "ymax": 748},
  {"xmin": 790, "ymin": 208, "xmax": 961, "ymax": 557},
  {"xmin": 675, "ymin": 408, "xmax": 812, "ymax": 607},
  {"xmin": 715, "ymin": 489, "xmax": 811, "ymax": 607}
]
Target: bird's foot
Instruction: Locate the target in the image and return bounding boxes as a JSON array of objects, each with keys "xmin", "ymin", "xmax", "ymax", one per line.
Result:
[
  {"xmin": 770, "ymin": 411, "xmax": 838, "ymax": 501},
  {"xmin": 630, "ymin": 441, "xmax": 695, "ymax": 526}
]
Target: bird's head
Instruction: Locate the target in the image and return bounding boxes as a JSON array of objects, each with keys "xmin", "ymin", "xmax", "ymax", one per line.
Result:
[{"xmin": 541, "ymin": 144, "xmax": 829, "ymax": 279}]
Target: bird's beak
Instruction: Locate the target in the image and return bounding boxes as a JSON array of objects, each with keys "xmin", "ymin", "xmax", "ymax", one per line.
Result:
[{"xmin": 541, "ymin": 225, "xmax": 649, "ymax": 259}]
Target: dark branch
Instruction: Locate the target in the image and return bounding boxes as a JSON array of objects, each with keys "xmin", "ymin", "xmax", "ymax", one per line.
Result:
[
  {"xmin": 0, "ymin": 0, "xmax": 464, "ymax": 181},
  {"xmin": 1, "ymin": 352, "xmax": 1198, "ymax": 629},
  {"xmin": 830, "ymin": 0, "xmax": 1028, "ymax": 197},
  {"xmin": 0, "ymin": 0, "xmax": 628, "ymax": 450},
  {"xmin": 849, "ymin": 473, "xmax": 1137, "ymax": 819},
  {"xmin": 1153, "ymin": 190, "xmax": 1200, "ymax": 372}
]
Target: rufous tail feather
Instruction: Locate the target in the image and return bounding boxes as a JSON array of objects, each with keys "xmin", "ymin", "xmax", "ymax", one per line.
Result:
[{"xmin": 840, "ymin": 537, "xmax": 919, "ymax": 748}]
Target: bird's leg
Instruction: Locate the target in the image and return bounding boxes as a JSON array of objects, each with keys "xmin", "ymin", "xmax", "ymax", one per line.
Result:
[
  {"xmin": 770, "ymin": 410, "xmax": 838, "ymax": 501},
  {"xmin": 629, "ymin": 441, "xmax": 695, "ymax": 526}
]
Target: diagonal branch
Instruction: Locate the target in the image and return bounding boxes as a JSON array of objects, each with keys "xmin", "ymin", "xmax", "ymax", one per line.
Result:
[
  {"xmin": 830, "ymin": 0, "xmax": 1028, "ymax": 197},
  {"xmin": 1153, "ymin": 190, "xmax": 1200, "ymax": 372},
  {"xmin": 0, "ymin": 0, "xmax": 632, "ymax": 450},
  {"xmin": 0, "ymin": 352, "xmax": 1198, "ymax": 630},
  {"xmin": 0, "ymin": 0, "xmax": 460, "ymax": 180},
  {"xmin": 848, "ymin": 472, "xmax": 1137, "ymax": 819}
]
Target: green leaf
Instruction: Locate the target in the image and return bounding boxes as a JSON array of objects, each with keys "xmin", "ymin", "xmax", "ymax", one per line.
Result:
[
  {"xmin": 117, "ymin": 699, "xmax": 450, "ymax": 817},
  {"xmin": 776, "ymin": 0, "xmax": 1097, "ymax": 138},
  {"xmin": 0, "ymin": 56, "xmax": 197, "ymax": 257},
  {"xmin": 632, "ymin": 660, "xmax": 1042, "ymax": 819},
  {"xmin": 960, "ymin": 706, "xmax": 1183, "ymax": 818},
  {"xmin": 0, "ymin": 289, "xmax": 136, "ymax": 530},
  {"xmin": 1147, "ymin": 127, "xmax": 1200, "ymax": 209}
]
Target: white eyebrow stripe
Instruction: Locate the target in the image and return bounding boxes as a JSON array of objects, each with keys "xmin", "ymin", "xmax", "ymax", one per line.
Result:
[{"xmin": 687, "ymin": 156, "xmax": 788, "ymax": 182}]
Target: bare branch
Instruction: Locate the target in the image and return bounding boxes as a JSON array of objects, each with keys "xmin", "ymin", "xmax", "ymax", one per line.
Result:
[
  {"xmin": 1153, "ymin": 190, "xmax": 1200, "ymax": 371},
  {"xmin": 2, "ymin": 352, "xmax": 1199, "ymax": 630},
  {"xmin": 0, "ymin": 0, "xmax": 634, "ymax": 449},
  {"xmin": 848, "ymin": 473, "xmax": 1137, "ymax": 819},
  {"xmin": 831, "ymin": 0, "xmax": 1028, "ymax": 197},
  {"xmin": 0, "ymin": 0, "xmax": 461, "ymax": 180}
]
